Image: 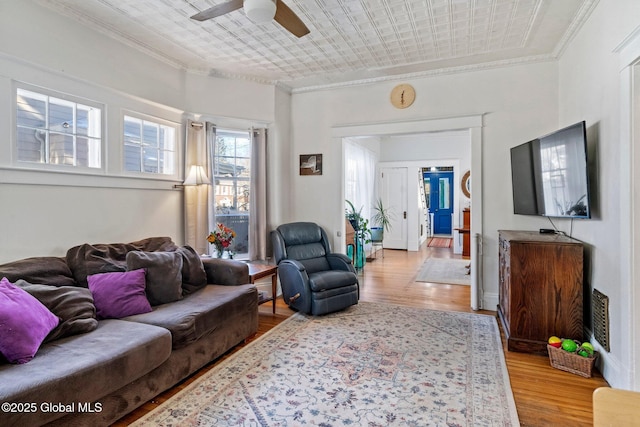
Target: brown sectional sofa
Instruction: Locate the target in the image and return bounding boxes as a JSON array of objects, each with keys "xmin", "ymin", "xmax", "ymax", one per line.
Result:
[{"xmin": 0, "ymin": 237, "xmax": 259, "ymax": 426}]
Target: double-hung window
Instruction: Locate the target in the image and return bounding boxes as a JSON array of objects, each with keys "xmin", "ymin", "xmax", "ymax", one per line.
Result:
[
  {"xmin": 213, "ymin": 129, "xmax": 251, "ymax": 256},
  {"xmin": 16, "ymin": 88, "xmax": 102, "ymax": 168},
  {"xmin": 123, "ymin": 114, "xmax": 177, "ymax": 175}
]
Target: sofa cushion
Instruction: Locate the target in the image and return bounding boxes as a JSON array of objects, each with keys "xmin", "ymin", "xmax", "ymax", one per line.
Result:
[
  {"xmin": 176, "ymin": 245, "xmax": 207, "ymax": 294},
  {"xmin": 0, "ymin": 256, "xmax": 77, "ymax": 287},
  {"xmin": 201, "ymin": 258, "xmax": 250, "ymax": 286},
  {"xmin": 13, "ymin": 279, "xmax": 98, "ymax": 343},
  {"xmin": 88, "ymin": 269, "xmax": 152, "ymax": 319},
  {"xmin": 126, "ymin": 251, "xmax": 183, "ymax": 306},
  {"xmin": 0, "ymin": 278, "xmax": 60, "ymax": 364},
  {"xmin": 123, "ymin": 284, "xmax": 257, "ymax": 349},
  {"xmin": 0, "ymin": 319, "xmax": 171, "ymax": 427},
  {"xmin": 66, "ymin": 237, "xmax": 178, "ymax": 287}
]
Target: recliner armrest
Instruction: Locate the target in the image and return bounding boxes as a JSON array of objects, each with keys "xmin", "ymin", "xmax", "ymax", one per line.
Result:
[
  {"xmin": 201, "ymin": 258, "xmax": 249, "ymax": 285},
  {"xmin": 277, "ymin": 259, "xmax": 312, "ymax": 313},
  {"xmin": 326, "ymin": 253, "xmax": 355, "ymax": 272},
  {"xmin": 279, "ymin": 259, "xmax": 306, "ymax": 271}
]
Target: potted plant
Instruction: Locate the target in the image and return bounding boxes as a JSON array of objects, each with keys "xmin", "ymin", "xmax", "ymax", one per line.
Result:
[
  {"xmin": 345, "ymin": 200, "xmax": 371, "ymax": 269},
  {"xmin": 370, "ymin": 198, "xmax": 393, "ymax": 242},
  {"xmin": 345, "ymin": 200, "xmax": 372, "ymax": 242}
]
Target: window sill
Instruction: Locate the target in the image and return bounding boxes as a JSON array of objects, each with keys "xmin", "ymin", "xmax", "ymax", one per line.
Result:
[{"xmin": 0, "ymin": 166, "xmax": 181, "ymax": 190}]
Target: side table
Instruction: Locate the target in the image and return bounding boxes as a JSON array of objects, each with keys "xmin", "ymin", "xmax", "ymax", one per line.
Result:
[{"xmin": 247, "ymin": 262, "xmax": 278, "ymax": 314}]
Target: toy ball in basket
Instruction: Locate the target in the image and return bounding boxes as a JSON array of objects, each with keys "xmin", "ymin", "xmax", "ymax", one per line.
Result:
[{"xmin": 547, "ymin": 336, "xmax": 598, "ymax": 378}]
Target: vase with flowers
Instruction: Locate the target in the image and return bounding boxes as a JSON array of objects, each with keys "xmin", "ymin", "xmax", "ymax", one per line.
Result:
[{"xmin": 207, "ymin": 223, "xmax": 236, "ymax": 258}]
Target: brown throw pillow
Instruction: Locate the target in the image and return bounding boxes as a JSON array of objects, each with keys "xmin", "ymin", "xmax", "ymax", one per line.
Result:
[
  {"xmin": 66, "ymin": 237, "xmax": 178, "ymax": 287},
  {"xmin": 125, "ymin": 251, "xmax": 183, "ymax": 306},
  {"xmin": 0, "ymin": 257, "xmax": 77, "ymax": 287},
  {"xmin": 176, "ymin": 246, "xmax": 207, "ymax": 294},
  {"xmin": 13, "ymin": 279, "xmax": 98, "ymax": 343}
]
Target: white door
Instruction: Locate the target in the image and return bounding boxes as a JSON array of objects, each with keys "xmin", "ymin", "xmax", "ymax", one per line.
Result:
[{"xmin": 381, "ymin": 167, "xmax": 407, "ymax": 249}]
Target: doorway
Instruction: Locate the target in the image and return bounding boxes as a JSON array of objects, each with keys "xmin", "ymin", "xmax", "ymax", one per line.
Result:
[
  {"xmin": 618, "ymin": 35, "xmax": 640, "ymax": 389},
  {"xmin": 334, "ymin": 115, "xmax": 483, "ymax": 310},
  {"xmin": 424, "ymin": 169, "xmax": 454, "ymax": 235}
]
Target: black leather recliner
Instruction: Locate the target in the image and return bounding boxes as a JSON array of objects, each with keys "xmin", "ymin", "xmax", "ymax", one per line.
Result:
[{"xmin": 271, "ymin": 222, "xmax": 359, "ymax": 315}]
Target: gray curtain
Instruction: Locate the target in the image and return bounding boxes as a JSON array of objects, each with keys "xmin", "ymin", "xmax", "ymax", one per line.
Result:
[
  {"xmin": 205, "ymin": 122, "xmax": 217, "ymax": 256},
  {"xmin": 249, "ymin": 128, "xmax": 268, "ymax": 260},
  {"xmin": 184, "ymin": 120, "xmax": 213, "ymax": 255}
]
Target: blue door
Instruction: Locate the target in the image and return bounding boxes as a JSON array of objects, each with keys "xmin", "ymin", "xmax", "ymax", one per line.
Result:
[{"xmin": 425, "ymin": 171, "xmax": 453, "ymax": 235}]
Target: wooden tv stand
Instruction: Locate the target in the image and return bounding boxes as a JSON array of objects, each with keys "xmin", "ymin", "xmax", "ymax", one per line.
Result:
[{"xmin": 497, "ymin": 230, "xmax": 584, "ymax": 354}]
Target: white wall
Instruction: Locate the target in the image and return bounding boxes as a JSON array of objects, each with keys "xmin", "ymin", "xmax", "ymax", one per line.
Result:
[
  {"xmin": 290, "ymin": 62, "xmax": 559, "ymax": 310},
  {"xmin": 0, "ymin": 1, "xmax": 279, "ymax": 263},
  {"xmin": 557, "ymin": 0, "xmax": 640, "ymax": 389}
]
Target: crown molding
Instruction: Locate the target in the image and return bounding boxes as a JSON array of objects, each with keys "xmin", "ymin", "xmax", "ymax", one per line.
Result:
[
  {"xmin": 289, "ymin": 54, "xmax": 556, "ymax": 94},
  {"xmin": 31, "ymin": 1, "xmax": 563, "ymax": 96},
  {"xmin": 206, "ymin": 69, "xmax": 280, "ymax": 87},
  {"xmin": 39, "ymin": 0, "xmax": 595, "ymax": 96},
  {"xmin": 550, "ymin": 0, "xmax": 599, "ymax": 58},
  {"xmin": 41, "ymin": 1, "xmax": 284, "ymax": 88}
]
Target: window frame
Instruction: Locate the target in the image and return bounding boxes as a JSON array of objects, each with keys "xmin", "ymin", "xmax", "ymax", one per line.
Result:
[
  {"xmin": 13, "ymin": 83, "xmax": 105, "ymax": 173},
  {"xmin": 213, "ymin": 128, "xmax": 252, "ymax": 257},
  {"xmin": 122, "ymin": 111, "xmax": 180, "ymax": 179}
]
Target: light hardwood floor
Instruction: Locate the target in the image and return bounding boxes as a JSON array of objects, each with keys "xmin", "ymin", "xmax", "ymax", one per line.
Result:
[{"xmin": 114, "ymin": 241, "xmax": 609, "ymax": 426}]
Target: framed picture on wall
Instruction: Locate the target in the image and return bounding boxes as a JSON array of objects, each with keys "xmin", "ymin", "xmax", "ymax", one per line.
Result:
[{"xmin": 300, "ymin": 154, "xmax": 323, "ymax": 175}]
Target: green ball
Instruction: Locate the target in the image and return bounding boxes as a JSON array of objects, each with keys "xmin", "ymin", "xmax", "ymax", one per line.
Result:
[
  {"xmin": 581, "ymin": 342, "xmax": 595, "ymax": 355},
  {"xmin": 561, "ymin": 339, "xmax": 578, "ymax": 353}
]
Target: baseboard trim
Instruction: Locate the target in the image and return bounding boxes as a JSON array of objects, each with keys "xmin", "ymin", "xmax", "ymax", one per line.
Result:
[{"xmin": 483, "ymin": 292, "xmax": 498, "ymax": 312}]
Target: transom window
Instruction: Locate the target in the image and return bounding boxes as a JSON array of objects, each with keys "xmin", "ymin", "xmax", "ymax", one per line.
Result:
[
  {"xmin": 123, "ymin": 114, "xmax": 176, "ymax": 175},
  {"xmin": 16, "ymin": 88, "xmax": 102, "ymax": 168}
]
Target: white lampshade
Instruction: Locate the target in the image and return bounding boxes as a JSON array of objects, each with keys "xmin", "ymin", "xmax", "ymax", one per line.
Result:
[
  {"xmin": 244, "ymin": 0, "xmax": 276, "ymax": 24},
  {"xmin": 183, "ymin": 165, "xmax": 211, "ymax": 186}
]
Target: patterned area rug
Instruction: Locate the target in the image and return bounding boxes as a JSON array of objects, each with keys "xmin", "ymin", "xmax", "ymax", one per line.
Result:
[
  {"xmin": 132, "ymin": 302, "xmax": 518, "ymax": 426},
  {"xmin": 416, "ymin": 258, "xmax": 471, "ymax": 285},
  {"xmin": 428, "ymin": 237, "xmax": 453, "ymax": 248}
]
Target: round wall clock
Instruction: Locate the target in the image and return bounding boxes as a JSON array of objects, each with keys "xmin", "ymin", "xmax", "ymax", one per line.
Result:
[
  {"xmin": 390, "ymin": 84, "xmax": 416, "ymax": 109},
  {"xmin": 461, "ymin": 170, "xmax": 471, "ymax": 198}
]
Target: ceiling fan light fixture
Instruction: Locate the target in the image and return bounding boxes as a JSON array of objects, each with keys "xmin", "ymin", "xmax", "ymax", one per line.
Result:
[{"xmin": 244, "ymin": 0, "xmax": 276, "ymax": 24}]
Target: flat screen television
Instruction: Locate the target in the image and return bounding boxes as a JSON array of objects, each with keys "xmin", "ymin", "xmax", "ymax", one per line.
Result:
[{"xmin": 510, "ymin": 121, "xmax": 591, "ymax": 218}]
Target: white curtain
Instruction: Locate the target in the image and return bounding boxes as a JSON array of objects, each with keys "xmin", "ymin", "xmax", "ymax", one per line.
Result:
[
  {"xmin": 344, "ymin": 139, "xmax": 377, "ymax": 238},
  {"xmin": 249, "ymin": 128, "xmax": 268, "ymax": 260},
  {"xmin": 184, "ymin": 120, "xmax": 213, "ymax": 255}
]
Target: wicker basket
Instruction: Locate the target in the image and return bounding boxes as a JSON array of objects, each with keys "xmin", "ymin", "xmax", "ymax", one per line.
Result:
[{"xmin": 547, "ymin": 344, "xmax": 597, "ymax": 378}]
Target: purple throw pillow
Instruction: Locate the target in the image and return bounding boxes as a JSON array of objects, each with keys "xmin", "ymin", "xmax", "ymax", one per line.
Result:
[
  {"xmin": 87, "ymin": 269, "xmax": 152, "ymax": 319},
  {"xmin": 0, "ymin": 277, "xmax": 60, "ymax": 364}
]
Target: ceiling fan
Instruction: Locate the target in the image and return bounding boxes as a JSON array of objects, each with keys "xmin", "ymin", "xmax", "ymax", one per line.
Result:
[{"xmin": 191, "ymin": 0, "xmax": 310, "ymax": 38}]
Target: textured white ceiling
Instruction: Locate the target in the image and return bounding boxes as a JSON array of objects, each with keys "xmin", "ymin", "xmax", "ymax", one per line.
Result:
[{"xmin": 39, "ymin": 0, "xmax": 596, "ymax": 91}]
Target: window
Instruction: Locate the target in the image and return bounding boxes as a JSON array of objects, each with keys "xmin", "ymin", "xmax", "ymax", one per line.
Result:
[
  {"xmin": 123, "ymin": 115, "xmax": 176, "ymax": 175},
  {"xmin": 16, "ymin": 88, "xmax": 102, "ymax": 168},
  {"xmin": 344, "ymin": 140, "xmax": 377, "ymax": 223},
  {"xmin": 213, "ymin": 129, "xmax": 251, "ymax": 256}
]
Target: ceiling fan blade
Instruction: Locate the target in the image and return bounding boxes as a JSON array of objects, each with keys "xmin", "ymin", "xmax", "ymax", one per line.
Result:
[
  {"xmin": 274, "ymin": 0, "xmax": 310, "ymax": 38},
  {"xmin": 190, "ymin": 0, "xmax": 243, "ymax": 21}
]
